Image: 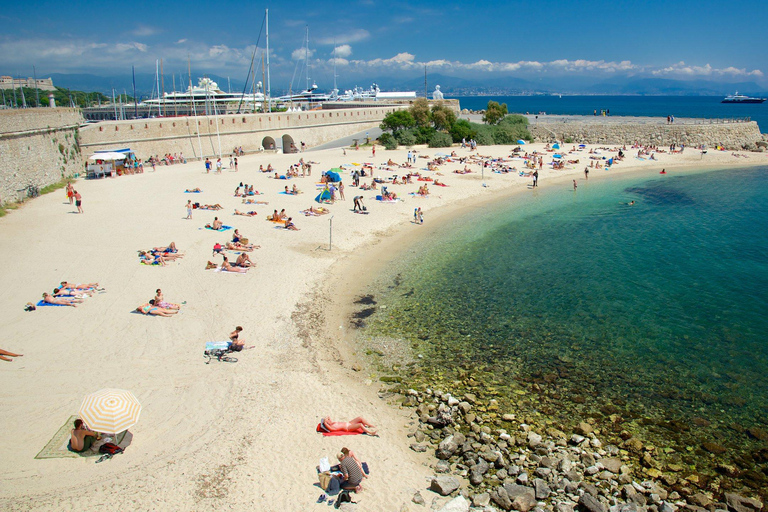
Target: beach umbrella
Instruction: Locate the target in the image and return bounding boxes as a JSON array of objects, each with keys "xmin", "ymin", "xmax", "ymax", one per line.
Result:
[
  {"xmin": 578, "ymin": 144, "xmax": 586, "ymax": 148},
  {"xmin": 328, "ymin": 167, "xmax": 343, "ymax": 174},
  {"xmin": 78, "ymin": 389, "xmax": 141, "ymax": 435},
  {"xmin": 552, "ymin": 143, "xmax": 560, "ymax": 149},
  {"xmin": 325, "ymin": 171, "xmax": 341, "ymax": 182},
  {"xmin": 553, "ymin": 154, "xmax": 563, "ymax": 159},
  {"xmin": 517, "ymin": 140, "xmax": 526, "ymax": 145}
]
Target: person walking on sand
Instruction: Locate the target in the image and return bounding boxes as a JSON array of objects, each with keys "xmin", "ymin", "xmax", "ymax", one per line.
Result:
[
  {"xmin": 74, "ymin": 190, "xmax": 83, "ymax": 213},
  {"xmin": 532, "ymin": 171, "xmax": 538, "ymax": 188},
  {"xmin": 66, "ymin": 182, "xmax": 75, "ymax": 205},
  {"xmin": 573, "ymin": 179, "xmax": 578, "ymax": 191},
  {"xmin": 185, "ymin": 200, "xmax": 192, "ymax": 219}
]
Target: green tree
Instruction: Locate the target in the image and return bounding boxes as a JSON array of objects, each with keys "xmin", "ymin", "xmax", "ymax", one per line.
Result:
[
  {"xmin": 450, "ymin": 119, "xmax": 475, "ymax": 143},
  {"xmin": 410, "ymin": 97, "xmax": 432, "ymax": 128},
  {"xmin": 483, "ymin": 100, "xmax": 508, "ymax": 125},
  {"xmin": 380, "ymin": 110, "xmax": 415, "ymax": 133},
  {"xmin": 431, "ymin": 102, "xmax": 456, "ymax": 132},
  {"xmin": 378, "ymin": 132, "xmax": 398, "ymax": 150},
  {"xmin": 428, "ymin": 132, "xmax": 453, "ymax": 148}
]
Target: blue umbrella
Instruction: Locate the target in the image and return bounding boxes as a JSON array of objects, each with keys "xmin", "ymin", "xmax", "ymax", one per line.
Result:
[
  {"xmin": 517, "ymin": 139, "xmax": 526, "ymax": 145},
  {"xmin": 325, "ymin": 171, "xmax": 341, "ymax": 182},
  {"xmin": 552, "ymin": 143, "xmax": 560, "ymax": 149},
  {"xmin": 553, "ymin": 154, "xmax": 563, "ymax": 159}
]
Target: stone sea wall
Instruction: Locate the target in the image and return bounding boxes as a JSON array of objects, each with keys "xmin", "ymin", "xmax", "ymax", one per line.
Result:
[
  {"xmin": 529, "ymin": 121, "xmax": 762, "ymax": 151},
  {"xmin": 79, "ymin": 106, "xmax": 400, "ymax": 160},
  {"xmin": 0, "ymin": 108, "xmax": 84, "ymax": 204}
]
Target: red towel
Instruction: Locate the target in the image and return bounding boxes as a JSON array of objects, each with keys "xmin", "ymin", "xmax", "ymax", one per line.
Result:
[{"xmin": 318, "ymin": 426, "xmax": 365, "ymax": 436}]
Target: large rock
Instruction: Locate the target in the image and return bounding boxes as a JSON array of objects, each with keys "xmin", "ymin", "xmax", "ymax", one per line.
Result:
[
  {"xmin": 533, "ymin": 478, "xmax": 551, "ymax": 500},
  {"xmin": 491, "ymin": 487, "xmax": 514, "ymax": 511},
  {"xmin": 579, "ymin": 493, "xmax": 607, "ymax": 512},
  {"xmin": 470, "ymin": 459, "xmax": 490, "ymax": 485},
  {"xmin": 472, "ymin": 492, "xmax": 491, "ymax": 508},
  {"xmin": 576, "ymin": 422, "xmax": 594, "ymax": 435},
  {"xmin": 725, "ymin": 494, "xmax": 763, "ymax": 512},
  {"xmin": 437, "ymin": 495, "xmax": 470, "ymax": 512},
  {"xmin": 437, "ymin": 434, "xmax": 465, "ymax": 460},
  {"xmin": 601, "ymin": 457, "xmax": 623, "ymax": 474},
  {"xmin": 502, "ymin": 483, "xmax": 536, "ymax": 512},
  {"xmin": 527, "ymin": 432, "xmax": 543, "ymax": 448},
  {"xmin": 430, "ymin": 476, "xmax": 461, "ymax": 496}
]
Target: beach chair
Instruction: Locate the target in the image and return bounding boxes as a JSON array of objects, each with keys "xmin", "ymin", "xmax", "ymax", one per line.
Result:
[{"xmin": 204, "ymin": 341, "xmax": 238, "ymax": 364}]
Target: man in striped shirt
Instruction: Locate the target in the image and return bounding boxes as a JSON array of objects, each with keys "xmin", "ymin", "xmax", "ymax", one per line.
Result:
[{"xmin": 339, "ymin": 450, "xmax": 364, "ymax": 491}]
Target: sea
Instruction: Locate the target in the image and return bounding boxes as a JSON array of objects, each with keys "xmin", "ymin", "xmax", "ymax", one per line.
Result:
[
  {"xmin": 361, "ymin": 166, "xmax": 768, "ymax": 485},
  {"xmin": 450, "ymin": 95, "xmax": 768, "ymax": 133}
]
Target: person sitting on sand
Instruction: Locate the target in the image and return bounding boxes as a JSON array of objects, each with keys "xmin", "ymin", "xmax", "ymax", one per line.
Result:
[
  {"xmin": 185, "ymin": 188, "xmax": 202, "ymax": 193},
  {"xmin": 43, "ymin": 292, "xmax": 83, "ymax": 307},
  {"xmin": 221, "ymin": 256, "xmax": 249, "ymax": 273},
  {"xmin": 70, "ymin": 419, "xmax": 102, "ymax": 453},
  {"xmin": 234, "ymin": 209, "xmax": 258, "ymax": 217},
  {"xmin": 340, "ymin": 447, "xmax": 368, "ymax": 483},
  {"xmin": 205, "ymin": 217, "xmax": 223, "ymax": 230},
  {"xmin": 319, "ymin": 416, "xmax": 377, "ymax": 436},
  {"xmin": 278, "ymin": 209, "xmax": 287, "ymax": 220},
  {"xmin": 268, "ymin": 209, "xmax": 280, "ymax": 221},
  {"xmin": 284, "ymin": 217, "xmax": 299, "ymax": 230},
  {"xmin": 228, "ymin": 326, "xmax": 254, "ymax": 351},
  {"xmin": 154, "ymin": 289, "xmax": 180, "ymax": 310},
  {"xmin": 337, "ymin": 450, "xmax": 364, "ymax": 492},
  {"xmin": 292, "ymin": 184, "xmax": 300, "ymax": 195},
  {"xmin": 0, "ymin": 349, "xmax": 23, "ymax": 362},
  {"xmin": 232, "ymin": 229, "xmax": 243, "ymax": 243},
  {"xmin": 136, "ymin": 300, "xmax": 178, "ymax": 316},
  {"xmin": 235, "ymin": 253, "xmax": 253, "ymax": 267}
]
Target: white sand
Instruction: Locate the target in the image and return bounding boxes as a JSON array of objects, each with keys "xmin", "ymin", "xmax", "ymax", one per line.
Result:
[{"xmin": 0, "ymin": 142, "xmax": 764, "ymax": 511}]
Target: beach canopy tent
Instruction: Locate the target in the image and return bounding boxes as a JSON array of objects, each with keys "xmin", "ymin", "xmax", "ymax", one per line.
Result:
[
  {"xmin": 315, "ymin": 189, "xmax": 332, "ymax": 203},
  {"xmin": 88, "ymin": 148, "xmax": 137, "ymax": 178},
  {"xmin": 324, "ymin": 171, "xmax": 341, "ymax": 182}
]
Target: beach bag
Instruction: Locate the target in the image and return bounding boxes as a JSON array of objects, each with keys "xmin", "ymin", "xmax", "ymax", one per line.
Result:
[
  {"xmin": 318, "ymin": 471, "xmax": 333, "ymax": 490},
  {"xmin": 335, "ymin": 490, "xmax": 355, "ymax": 508},
  {"xmin": 99, "ymin": 443, "xmax": 124, "ymax": 455}
]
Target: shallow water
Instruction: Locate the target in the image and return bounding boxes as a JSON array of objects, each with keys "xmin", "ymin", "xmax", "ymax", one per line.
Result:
[{"xmin": 362, "ymin": 166, "xmax": 768, "ymax": 485}]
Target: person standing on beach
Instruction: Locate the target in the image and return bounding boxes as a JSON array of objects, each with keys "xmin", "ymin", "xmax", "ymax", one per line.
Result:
[
  {"xmin": 234, "ymin": 157, "xmax": 238, "ymax": 171},
  {"xmin": 216, "ymin": 158, "xmax": 222, "ymax": 173},
  {"xmin": 407, "ymin": 150, "xmax": 412, "ymax": 163},
  {"xmin": 372, "ymin": 144, "xmax": 376, "ymax": 157},
  {"xmin": 66, "ymin": 182, "xmax": 74, "ymax": 205},
  {"xmin": 185, "ymin": 200, "xmax": 192, "ymax": 219},
  {"xmin": 74, "ymin": 190, "xmax": 83, "ymax": 213},
  {"xmin": 584, "ymin": 167, "xmax": 589, "ymax": 180},
  {"xmin": 573, "ymin": 179, "xmax": 578, "ymax": 191},
  {"xmin": 205, "ymin": 158, "xmax": 211, "ymax": 173},
  {"xmin": 532, "ymin": 170, "xmax": 538, "ymax": 188},
  {"xmin": 338, "ymin": 181, "xmax": 345, "ymax": 201}
]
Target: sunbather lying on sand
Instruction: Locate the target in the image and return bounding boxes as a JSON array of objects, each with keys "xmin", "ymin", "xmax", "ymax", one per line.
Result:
[
  {"xmin": 234, "ymin": 209, "xmax": 258, "ymax": 217},
  {"xmin": 153, "ymin": 242, "xmax": 178, "ymax": 253},
  {"xmin": 60, "ymin": 281, "xmax": 100, "ymax": 290},
  {"xmin": 43, "ymin": 292, "xmax": 82, "ymax": 306},
  {"xmin": 319, "ymin": 416, "xmax": 377, "ymax": 435},
  {"xmin": 300, "ymin": 206, "xmax": 329, "ymax": 216},
  {"xmin": 225, "ymin": 241, "xmax": 259, "ymax": 251},
  {"xmin": 243, "ymin": 198, "xmax": 269, "ymax": 205},
  {"xmin": 1, "ymin": 349, "xmax": 23, "ymax": 362},
  {"xmin": 198, "ymin": 204, "xmax": 223, "ymax": 210},
  {"xmin": 136, "ymin": 300, "xmax": 178, "ymax": 316},
  {"xmin": 53, "ymin": 287, "xmax": 93, "ymax": 297},
  {"xmin": 185, "ymin": 188, "xmax": 202, "ymax": 193},
  {"xmin": 221, "ymin": 256, "xmax": 249, "ymax": 273}
]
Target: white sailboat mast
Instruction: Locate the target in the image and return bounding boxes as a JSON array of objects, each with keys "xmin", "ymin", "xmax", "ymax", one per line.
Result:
[{"xmin": 265, "ymin": 9, "xmax": 271, "ymax": 112}]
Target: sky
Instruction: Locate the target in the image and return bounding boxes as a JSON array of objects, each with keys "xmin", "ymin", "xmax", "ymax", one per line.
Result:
[{"xmin": 1, "ymin": 0, "xmax": 767, "ymax": 92}]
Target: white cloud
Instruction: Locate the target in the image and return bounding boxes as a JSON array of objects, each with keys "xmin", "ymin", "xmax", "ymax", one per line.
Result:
[
  {"xmin": 316, "ymin": 29, "xmax": 370, "ymax": 45},
  {"xmin": 131, "ymin": 25, "xmax": 160, "ymax": 37},
  {"xmin": 176, "ymin": 39, "xmax": 188, "ymax": 44},
  {"xmin": 652, "ymin": 61, "xmax": 763, "ymax": 77},
  {"xmin": 291, "ymin": 47, "xmax": 316, "ymax": 61},
  {"xmin": 333, "ymin": 44, "xmax": 352, "ymax": 58}
]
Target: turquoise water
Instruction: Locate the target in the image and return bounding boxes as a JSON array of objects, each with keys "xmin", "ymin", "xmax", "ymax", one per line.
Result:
[{"xmin": 364, "ymin": 166, "xmax": 768, "ymax": 481}]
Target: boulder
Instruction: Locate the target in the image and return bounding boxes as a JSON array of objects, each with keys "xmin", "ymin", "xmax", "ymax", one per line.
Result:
[
  {"xmin": 578, "ymin": 493, "xmax": 607, "ymax": 512},
  {"xmin": 472, "ymin": 492, "xmax": 491, "ymax": 508},
  {"xmin": 502, "ymin": 483, "xmax": 536, "ymax": 512},
  {"xmin": 527, "ymin": 432, "xmax": 543, "ymax": 448},
  {"xmin": 601, "ymin": 457, "xmax": 623, "ymax": 474},
  {"xmin": 437, "ymin": 495, "xmax": 470, "ymax": 512},
  {"xmin": 437, "ymin": 435, "xmax": 463, "ymax": 459},
  {"xmin": 576, "ymin": 422, "xmax": 594, "ymax": 435},
  {"xmin": 491, "ymin": 487, "xmax": 513, "ymax": 511},
  {"xmin": 430, "ymin": 476, "xmax": 461, "ymax": 496},
  {"xmin": 725, "ymin": 494, "xmax": 763, "ymax": 512},
  {"xmin": 533, "ymin": 478, "xmax": 551, "ymax": 500}
]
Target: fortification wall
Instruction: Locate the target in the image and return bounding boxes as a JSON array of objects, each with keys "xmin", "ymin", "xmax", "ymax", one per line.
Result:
[
  {"xmin": 79, "ymin": 107, "xmax": 400, "ymax": 159},
  {"xmin": 0, "ymin": 108, "xmax": 84, "ymax": 204},
  {"xmin": 529, "ymin": 121, "xmax": 762, "ymax": 150}
]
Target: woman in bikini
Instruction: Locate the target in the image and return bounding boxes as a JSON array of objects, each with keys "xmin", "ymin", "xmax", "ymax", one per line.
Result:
[
  {"xmin": 136, "ymin": 300, "xmax": 178, "ymax": 316},
  {"xmin": 229, "ymin": 326, "xmax": 254, "ymax": 351},
  {"xmin": 221, "ymin": 256, "xmax": 249, "ymax": 273},
  {"xmin": 320, "ymin": 416, "xmax": 377, "ymax": 435}
]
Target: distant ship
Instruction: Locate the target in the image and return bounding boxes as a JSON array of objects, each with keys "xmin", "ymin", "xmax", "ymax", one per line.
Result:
[{"xmin": 721, "ymin": 92, "xmax": 766, "ymax": 104}]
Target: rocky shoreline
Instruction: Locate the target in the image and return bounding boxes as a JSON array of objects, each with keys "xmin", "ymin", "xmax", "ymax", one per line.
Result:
[{"xmin": 387, "ymin": 386, "xmax": 765, "ymax": 512}]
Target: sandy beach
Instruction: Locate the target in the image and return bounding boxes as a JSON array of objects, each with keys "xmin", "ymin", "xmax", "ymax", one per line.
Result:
[{"xmin": 0, "ymin": 141, "xmax": 764, "ymax": 511}]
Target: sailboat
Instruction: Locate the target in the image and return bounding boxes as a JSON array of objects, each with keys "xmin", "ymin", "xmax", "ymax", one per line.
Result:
[{"xmin": 275, "ymin": 26, "xmax": 333, "ymax": 108}]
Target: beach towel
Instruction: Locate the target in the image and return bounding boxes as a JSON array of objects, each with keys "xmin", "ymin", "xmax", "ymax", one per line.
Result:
[
  {"xmin": 140, "ymin": 261, "xmax": 162, "ymax": 266},
  {"xmin": 205, "ymin": 225, "xmax": 232, "ymax": 231},
  {"xmin": 375, "ymin": 195, "xmax": 399, "ymax": 203},
  {"xmin": 184, "ymin": 190, "xmax": 202, "ymax": 193},
  {"xmin": 206, "ymin": 341, "xmax": 230, "ymax": 351},
  {"xmin": 36, "ymin": 300, "xmax": 69, "ymax": 307},
  {"xmin": 316, "ymin": 423, "xmax": 365, "ymax": 436},
  {"xmin": 279, "ymin": 191, "xmax": 301, "ymax": 195}
]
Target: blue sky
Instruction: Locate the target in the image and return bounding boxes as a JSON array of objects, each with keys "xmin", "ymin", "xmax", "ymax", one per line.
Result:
[{"xmin": 1, "ymin": 0, "xmax": 766, "ymax": 90}]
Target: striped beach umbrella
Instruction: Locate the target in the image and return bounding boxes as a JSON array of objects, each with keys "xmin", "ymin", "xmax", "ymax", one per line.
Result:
[{"xmin": 78, "ymin": 389, "xmax": 141, "ymax": 434}]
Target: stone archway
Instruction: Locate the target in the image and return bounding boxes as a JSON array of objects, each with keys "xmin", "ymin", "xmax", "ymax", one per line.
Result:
[
  {"xmin": 282, "ymin": 134, "xmax": 296, "ymax": 154},
  {"xmin": 261, "ymin": 136, "xmax": 276, "ymax": 151}
]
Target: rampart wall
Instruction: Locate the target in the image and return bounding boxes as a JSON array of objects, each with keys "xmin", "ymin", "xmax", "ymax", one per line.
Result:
[
  {"xmin": 0, "ymin": 108, "xmax": 84, "ymax": 204},
  {"xmin": 78, "ymin": 107, "xmax": 401, "ymax": 159},
  {"xmin": 529, "ymin": 120, "xmax": 762, "ymax": 150}
]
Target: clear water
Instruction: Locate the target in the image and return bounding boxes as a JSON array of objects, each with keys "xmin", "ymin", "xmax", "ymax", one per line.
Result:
[
  {"xmin": 363, "ymin": 167, "xmax": 768, "ymax": 482},
  {"xmin": 452, "ymin": 95, "xmax": 768, "ymax": 133}
]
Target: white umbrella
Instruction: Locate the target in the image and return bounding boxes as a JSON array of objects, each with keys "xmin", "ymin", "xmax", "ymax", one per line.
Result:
[
  {"xmin": 89, "ymin": 152, "xmax": 127, "ymax": 161},
  {"xmin": 78, "ymin": 389, "xmax": 141, "ymax": 434}
]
